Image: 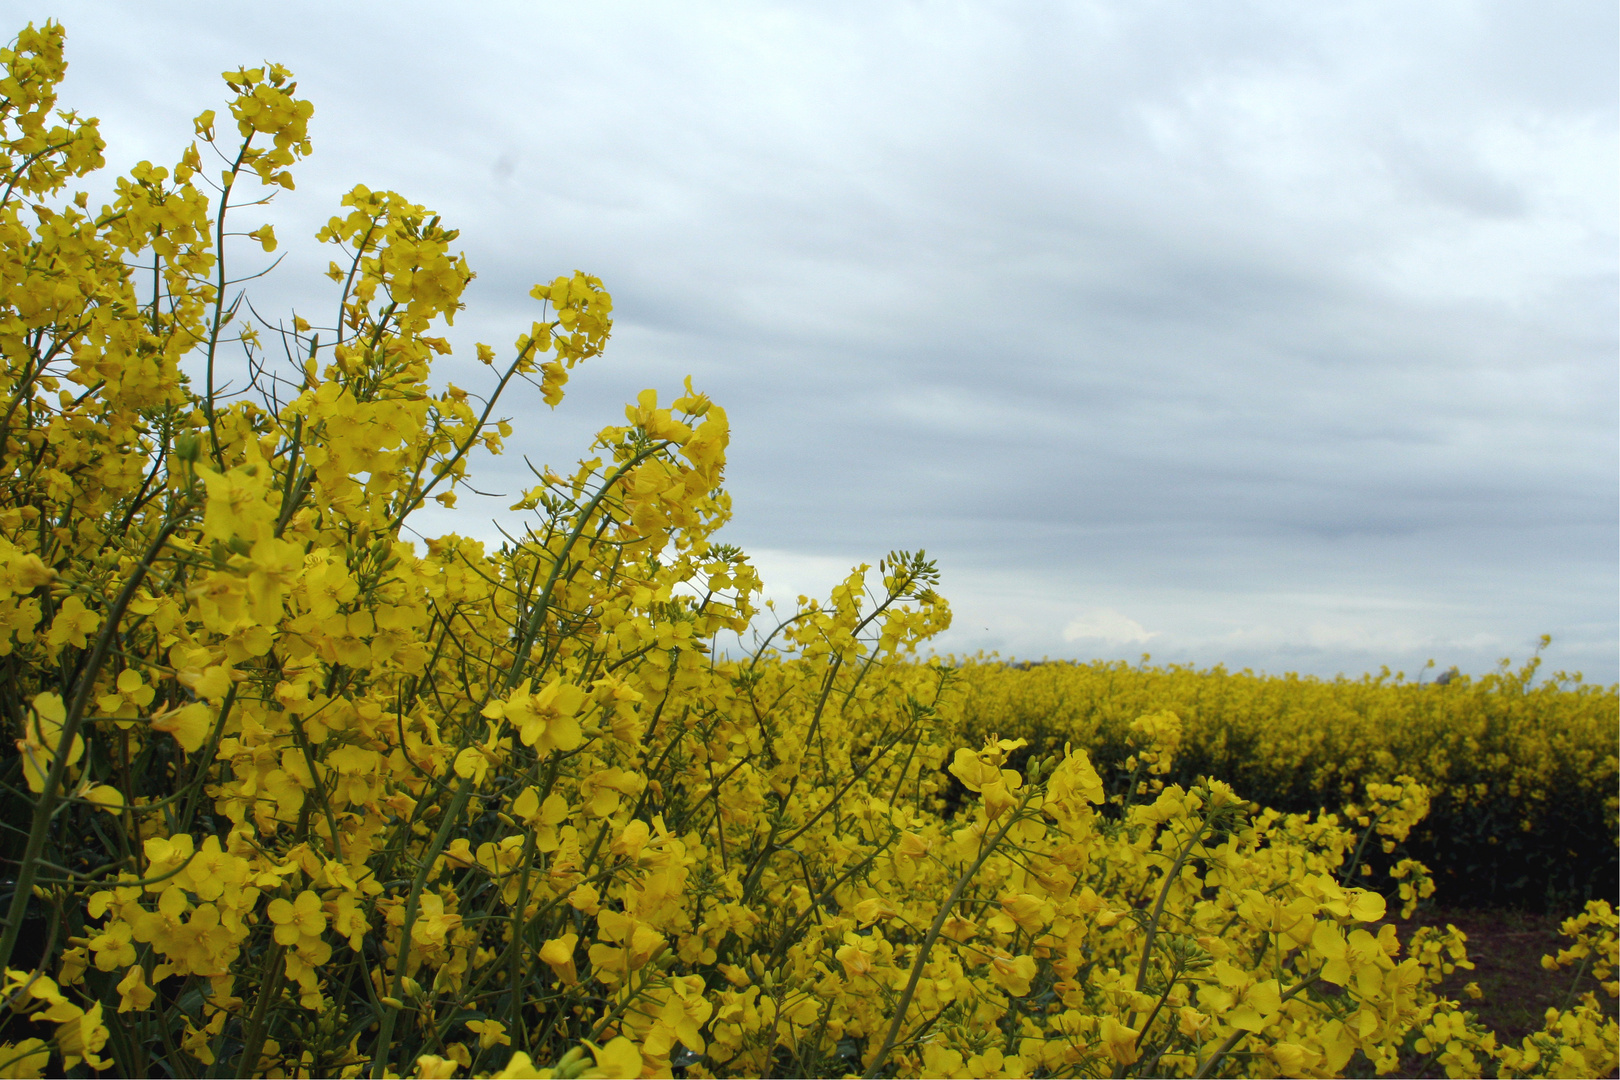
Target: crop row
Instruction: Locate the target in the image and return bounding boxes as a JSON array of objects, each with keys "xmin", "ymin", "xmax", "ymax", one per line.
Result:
[{"xmin": 950, "ymin": 654, "xmax": 1619, "ymax": 911}]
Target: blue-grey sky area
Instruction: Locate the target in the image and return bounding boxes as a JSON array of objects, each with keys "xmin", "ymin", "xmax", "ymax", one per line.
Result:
[{"xmin": 19, "ymin": 1, "xmax": 1618, "ymax": 681}]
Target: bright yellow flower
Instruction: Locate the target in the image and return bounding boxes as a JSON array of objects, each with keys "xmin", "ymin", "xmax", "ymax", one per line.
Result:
[
  {"xmin": 410, "ymin": 893, "xmax": 461, "ymax": 950},
  {"xmin": 488, "ymin": 1052, "xmax": 539, "ymax": 1079},
  {"xmin": 539, "ymin": 934, "xmax": 578, "ymax": 985},
  {"xmin": 97, "ymin": 668, "xmax": 155, "ymax": 718},
  {"xmin": 464, "ymin": 1019, "xmax": 510, "ymax": 1051},
  {"xmin": 1098, "ymin": 1015, "xmax": 1140, "ymax": 1067},
  {"xmin": 37, "ymin": 996, "xmax": 110, "ymax": 1071},
  {"xmin": 116, "ymin": 966, "xmax": 157, "ymax": 1013},
  {"xmin": 45, "ymin": 594, "xmax": 98, "ymax": 650},
  {"xmin": 81, "ymin": 784, "xmax": 124, "ymax": 814},
  {"xmin": 17, "ymin": 692, "xmax": 81, "ymax": 793},
  {"xmin": 268, "ymin": 890, "xmax": 325, "ymax": 947},
  {"xmin": 150, "ymin": 701, "xmax": 214, "ymax": 752},
  {"xmin": 184, "ymin": 835, "xmax": 248, "ymax": 901},
  {"xmin": 583, "ymin": 1037, "xmax": 642, "ymax": 1079},
  {"xmin": 414, "ymin": 1055, "xmax": 457, "ymax": 1079},
  {"xmin": 1226, "ymin": 978, "xmax": 1282, "ymax": 1033},
  {"xmin": 142, "ymin": 835, "xmax": 196, "ymax": 885},
  {"xmin": 482, "ymin": 676, "xmax": 585, "ymax": 754},
  {"xmin": 0, "ymin": 1039, "xmax": 49, "ymax": 1079},
  {"xmin": 987, "ymin": 951, "xmax": 1037, "ymax": 997},
  {"xmin": 836, "ymin": 933, "xmax": 879, "ymax": 980},
  {"xmin": 88, "ymin": 921, "xmax": 135, "ymax": 971}
]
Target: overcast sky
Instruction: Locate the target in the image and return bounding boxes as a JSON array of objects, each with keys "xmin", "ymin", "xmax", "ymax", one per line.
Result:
[{"xmin": 22, "ymin": 1, "xmax": 1618, "ymax": 682}]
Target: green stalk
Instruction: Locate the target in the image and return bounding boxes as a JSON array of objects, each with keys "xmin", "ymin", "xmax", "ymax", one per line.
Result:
[
  {"xmin": 863, "ymin": 793, "xmax": 1033, "ymax": 1080},
  {"xmin": 202, "ymin": 137, "xmax": 253, "ymax": 465},
  {"xmin": 1191, "ymin": 969, "xmax": 1320, "ymax": 1079},
  {"xmin": 371, "ymin": 774, "xmax": 477, "ymax": 1079},
  {"xmin": 0, "ymin": 517, "xmax": 179, "ymax": 975},
  {"xmin": 233, "ymin": 944, "xmax": 287, "ymax": 1078},
  {"xmin": 1134, "ymin": 805, "xmax": 1220, "ymax": 994}
]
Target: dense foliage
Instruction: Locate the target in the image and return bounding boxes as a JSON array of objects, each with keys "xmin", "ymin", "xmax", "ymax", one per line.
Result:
[
  {"xmin": 0, "ymin": 24, "xmax": 1613, "ymax": 1079},
  {"xmin": 952, "ymin": 654, "xmax": 1619, "ymax": 911}
]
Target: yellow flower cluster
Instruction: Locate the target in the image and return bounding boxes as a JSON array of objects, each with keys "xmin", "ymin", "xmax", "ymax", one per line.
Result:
[
  {"xmin": 953, "ymin": 653, "xmax": 1618, "ymax": 909},
  {"xmin": 0, "ymin": 22, "xmax": 1613, "ymax": 1080}
]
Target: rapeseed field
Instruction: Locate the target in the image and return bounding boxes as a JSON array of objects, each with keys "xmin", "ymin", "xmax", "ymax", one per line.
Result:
[
  {"xmin": 953, "ymin": 653, "xmax": 1618, "ymax": 912},
  {"xmin": 0, "ymin": 24, "xmax": 1612, "ymax": 1078}
]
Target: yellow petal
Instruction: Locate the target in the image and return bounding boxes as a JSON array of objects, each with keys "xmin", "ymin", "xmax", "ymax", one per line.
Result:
[
  {"xmin": 586, "ymin": 1036, "xmax": 642, "ymax": 1079},
  {"xmin": 83, "ymin": 785, "xmax": 124, "ymax": 814}
]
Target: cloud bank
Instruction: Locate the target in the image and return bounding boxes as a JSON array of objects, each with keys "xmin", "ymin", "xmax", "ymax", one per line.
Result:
[{"xmin": 36, "ymin": 0, "xmax": 1618, "ymax": 681}]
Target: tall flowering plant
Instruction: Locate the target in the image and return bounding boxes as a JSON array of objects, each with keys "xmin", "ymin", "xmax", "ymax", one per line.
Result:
[{"xmin": 0, "ymin": 23, "xmax": 957, "ymax": 1076}]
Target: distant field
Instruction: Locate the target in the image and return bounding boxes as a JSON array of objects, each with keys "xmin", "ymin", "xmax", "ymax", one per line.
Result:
[{"xmin": 950, "ymin": 651, "xmax": 1619, "ymax": 912}]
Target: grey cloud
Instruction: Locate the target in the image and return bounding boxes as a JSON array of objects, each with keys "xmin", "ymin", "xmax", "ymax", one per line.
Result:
[{"xmin": 32, "ymin": 0, "xmax": 1617, "ymax": 681}]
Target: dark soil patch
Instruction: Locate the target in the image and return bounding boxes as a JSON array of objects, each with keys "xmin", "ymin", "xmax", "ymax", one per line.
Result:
[{"xmin": 1384, "ymin": 907, "xmax": 1618, "ymax": 1078}]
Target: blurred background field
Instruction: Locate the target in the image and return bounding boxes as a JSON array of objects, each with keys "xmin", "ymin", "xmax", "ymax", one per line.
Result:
[{"xmin": 948, "ymin": 649, "xmax": 1619, "ymax": 913}]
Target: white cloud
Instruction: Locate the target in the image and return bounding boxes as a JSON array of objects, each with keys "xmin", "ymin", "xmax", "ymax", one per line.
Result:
[
  {"xmin": 1063, "ymin": 610, "xmax": 1160, "ymax": 646},
  {"xmin": 744, "ymin": 548, "xmax": 870, "ymax": 612}
]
